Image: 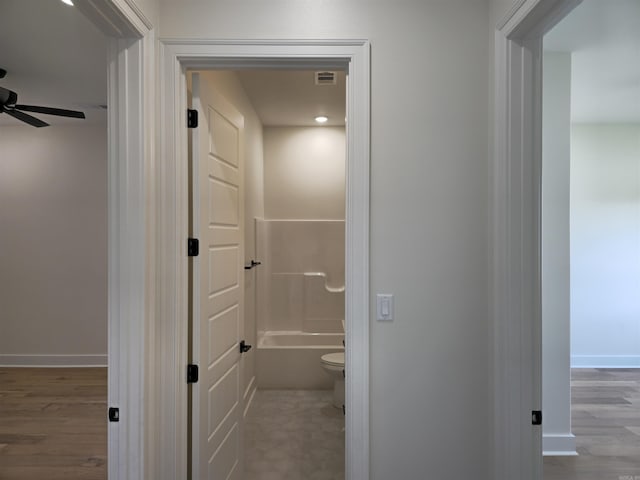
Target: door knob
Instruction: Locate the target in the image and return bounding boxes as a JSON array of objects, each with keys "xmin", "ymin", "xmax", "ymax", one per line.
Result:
[
  {"xmin": 239, "ymin": 340, "xmax": 252, "ymax": 353},
  {"xmin": 244, "ymin": 260, "xmax": 262, "ymax": 270}
]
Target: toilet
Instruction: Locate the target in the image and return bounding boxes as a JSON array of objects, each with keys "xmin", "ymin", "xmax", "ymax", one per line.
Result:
[{"xmin": 320, "ymin": 352, "xmax": 345, "ymax": 408}]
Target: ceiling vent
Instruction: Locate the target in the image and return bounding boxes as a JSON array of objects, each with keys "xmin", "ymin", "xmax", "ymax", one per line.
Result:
[{"xmin": 315, "ymin": 71, "xmax": 337, "ymax": 86}]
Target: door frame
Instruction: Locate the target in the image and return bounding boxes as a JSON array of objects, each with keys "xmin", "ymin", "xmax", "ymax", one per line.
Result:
[
  {"xmin": 157, "ymin": 39, "xmax": 371, "ymax": 480},
  {"xmin": 73, "ymin": 2, "xmax": 154, "ymax": 480},
  {"xmin": 492, "ymin": 1, "xmax": 581, "ymax": 479}
]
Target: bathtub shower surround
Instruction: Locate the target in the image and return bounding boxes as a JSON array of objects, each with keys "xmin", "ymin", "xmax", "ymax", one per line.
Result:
[
  {"xmin": 257, "ymin": 332, "xmax": 344, "ymax": 389},
  {"xmin": 256, "ymin": 219, "xmax": 345, "ymax": 334},
  {"xmin": 255, "ymin": 219, "xmax": 345, "ymax": 389}
]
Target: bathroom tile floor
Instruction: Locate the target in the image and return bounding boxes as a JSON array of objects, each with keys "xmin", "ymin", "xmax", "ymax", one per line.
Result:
[{"xmin": 245, "ymin": 390, "xmax": 345, "ymax": 480}]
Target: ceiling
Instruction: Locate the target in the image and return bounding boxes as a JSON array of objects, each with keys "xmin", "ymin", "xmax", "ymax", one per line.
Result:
[
  {"xmin": 236, "ymin": 70, "xmax": 346, "ymax": 127},
  {"xmin": 4, "ymin": 1, "xmax": 635, "ymax": 128},
  {"xmin": 0, "ymin": 0, "xmax": 107, "ymax": 126},
  {"xmin": 544, "ymin": 0, "xmax": 640, "ymax": 123},
  {"xmin": 1, "ymin": 0, "xmax": 345, "ymax": 129}
]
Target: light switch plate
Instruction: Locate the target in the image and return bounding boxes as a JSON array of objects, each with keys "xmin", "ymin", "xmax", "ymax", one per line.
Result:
[{"xmin": 376, "ymin": 294, "xmax": 394, "ymax": 321}]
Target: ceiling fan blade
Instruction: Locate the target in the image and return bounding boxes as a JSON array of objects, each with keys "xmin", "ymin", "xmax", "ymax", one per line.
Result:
[
  {"xmin": 4, "ymin": 108, "xmax": 49, "ymax": 127},
  {"xmin": 15, "ymin": 104, "xmax": 85, "ymax": 119}
]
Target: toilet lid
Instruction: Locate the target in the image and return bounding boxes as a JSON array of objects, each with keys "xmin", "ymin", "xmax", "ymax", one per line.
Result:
[{"xmin": 321, "ymin": 352, "xmax": 344, "ymax": 367}]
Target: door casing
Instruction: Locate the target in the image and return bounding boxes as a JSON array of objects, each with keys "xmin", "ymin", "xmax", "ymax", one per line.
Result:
[
  {"xmin": 157, "ymin": 39, "xmax": 371, "ymax": 480},
  {"xmin": 492, "ymin": 1, "xmax": 582, "ymax": 479},
  {"xmin": 70, "ymin": 3, "xmax": 155, "ymax": 480}
]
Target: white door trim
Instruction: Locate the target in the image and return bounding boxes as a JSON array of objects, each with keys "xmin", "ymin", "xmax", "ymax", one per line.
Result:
[
  {"xmin": 74, "ymin": 3, "xmax": 154, "ymax": 480},
  {"xmin": 105, "ymin": 30, "xmax": 156, "ymax": 480},
  {"xmin": 75, "ymin": 0, "xmax": 152, "ymax": 38},
  {"xmin": 492, "ymin": 1, "xmax": 581, "ymax": 479},
  {"xmin": 106, "ymin": 37, "xmax": 147, "ymax": 480},
  {"xmin": 157, "ymin": 39, "xmax": 370, "ymax": 480}
]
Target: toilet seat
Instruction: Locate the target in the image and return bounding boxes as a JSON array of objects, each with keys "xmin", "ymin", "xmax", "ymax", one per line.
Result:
[{"xmin": 321, "ymin": 352, "xmax": 344, "ymax": 367}]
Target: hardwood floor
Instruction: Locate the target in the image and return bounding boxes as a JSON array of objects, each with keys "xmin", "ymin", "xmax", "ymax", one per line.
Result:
[
  {"xmin": 0, "ymin": 368, "xmax": 107, "ymax": 480},
  {"xmin": 544, "ymin": 368, "xmax": 640, "ymax": 480},
  {"xmin": 2, "ymin": 366, "xmax": 637, "ymax": 480}
]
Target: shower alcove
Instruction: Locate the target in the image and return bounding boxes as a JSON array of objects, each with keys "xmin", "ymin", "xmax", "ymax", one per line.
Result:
[{"xmin": 255, "ymin": 219, "xmax": 345, "ymax": 389}]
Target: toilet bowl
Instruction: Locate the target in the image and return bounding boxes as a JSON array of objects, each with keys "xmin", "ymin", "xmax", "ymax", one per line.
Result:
[{"xmin": 320, "ymin": 352, "xmax": 345, "ymax": 409}]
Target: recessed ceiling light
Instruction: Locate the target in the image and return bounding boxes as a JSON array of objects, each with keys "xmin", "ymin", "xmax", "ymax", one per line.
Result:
[
  {"xmin": 315, "ymin": 116, "xmax": 328, "ymax": 124},
  {"xmin": 61, "ymin": 0, "xmax": 74, "ymax": 5}
]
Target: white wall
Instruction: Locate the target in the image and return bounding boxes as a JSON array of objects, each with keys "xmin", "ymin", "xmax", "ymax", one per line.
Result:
[
  {"xmin": 264, "ymin": 126, "xmax": 345, "ymax": 220},
  {"xmin": 490, "ymin": 0, "xmax": 516, "ymax": 26},
  {"xmin": 570, "ymin": 124, "xmax": 640, "ymax": 367},
  {"xmin": 541, "ymin": 51, "xmax": 575, "ymax": 454},
  {"xmin": 193, "ymin": 70, "xmax": 265, "ymax": 399},
  {"xmin": 132, "ymin": 0, "xmax": 159, "ymax": 25},
  {"xmin": 161, "ymin": 1, "xmax": 490, "ymax": 477},
  {"xmin": 0, "ymin": 125, "xmax": 107, "ymax": 366}
]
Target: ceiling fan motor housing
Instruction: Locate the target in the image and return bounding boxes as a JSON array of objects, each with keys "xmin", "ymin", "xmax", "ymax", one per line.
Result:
[{"xmin": 0, "ymin": 87, "xmax": 17, "ymax": 107}]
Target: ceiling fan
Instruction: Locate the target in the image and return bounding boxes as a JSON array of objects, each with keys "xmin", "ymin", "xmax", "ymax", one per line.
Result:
[{"xmin": 0, "ymin": 68, "xmax": 86, "ymax": 128}]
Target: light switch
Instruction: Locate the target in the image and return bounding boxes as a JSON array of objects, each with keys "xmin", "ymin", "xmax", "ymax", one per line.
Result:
[{"xmin": 376, "ymin": 294, "xmax": 394, "ymax": 321}]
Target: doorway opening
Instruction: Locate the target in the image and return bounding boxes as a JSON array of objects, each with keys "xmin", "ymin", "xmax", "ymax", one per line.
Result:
[
  {"xmin": 187, "ymin": 68, "xmax": 348, "ymax": 478},
  {"xmin": 541, "ymin": 1, "xmax": 640, "ymax": 477},
  {"xmin": 0, "ymin": 1, "xmax": 109, "ymax": 478},
  {"xmin": 156, "ymin": 40, "xmax": 370, "ymax": 480},
  {"xmin": 494, "ymin": 0, "xmax": 640, "ymax": 478}
]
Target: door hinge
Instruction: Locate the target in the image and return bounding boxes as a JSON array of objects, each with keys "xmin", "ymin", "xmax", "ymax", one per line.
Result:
[
  {"xmin": 187, "ymin": 109, "xmax": 198, "ymax": 128},
  {"xmin": 187, "ymin": 364, "xmax": 199, "ymax": 384},
  {"xmin": 188, "ymin": 238, "xmax": 199, "ymax": 257},
  {"xmin": 532, "ymin": 410, "xmax": 542, "ymax": 426},
  {"xmin": 108, "ymin": 407, "xmax": 120, "ymax": 422}
]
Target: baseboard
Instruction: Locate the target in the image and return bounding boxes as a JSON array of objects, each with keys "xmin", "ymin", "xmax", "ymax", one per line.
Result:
[
  {"xmin": 571, "ymin": 355, "xmax": 640, "ymax": 368},
  {"xmin": 543, "ymin": 433, "xmax": 578, "ymax": 456},
  {"xmin": 0, "ymin": 354, "xmax": 108, "ymax": 367}
]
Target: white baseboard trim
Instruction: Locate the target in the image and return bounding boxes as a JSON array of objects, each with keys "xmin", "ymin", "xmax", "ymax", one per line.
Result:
[
  {"xmin": 571, "ymin": 355, "xmax": 640, "ymax": 368},
  {"xmin": 543, "ymin": 433, "xmax": 577, "ymax": 456},
  {"xmin": 0, "ymin": 354, "xmax": 108, "ymax": 367}
]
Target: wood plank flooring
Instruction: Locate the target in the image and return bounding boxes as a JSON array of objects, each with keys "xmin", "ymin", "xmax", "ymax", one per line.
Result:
[
  {"xmin": 0, "ymin": 368, "xmax": 107, "ymax": 480},
  {"xmin": 544, "ymin": 368, "xmax": 640, "ymax": 480},
  {"xmin": 1, "ymin": 367, "xmax": 637, "ymax": 480}
]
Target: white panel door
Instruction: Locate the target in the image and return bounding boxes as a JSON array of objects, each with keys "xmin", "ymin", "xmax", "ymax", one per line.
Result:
[{"xmin": 191, "ymin": 72, "xmax": 245, "ymax": 480}]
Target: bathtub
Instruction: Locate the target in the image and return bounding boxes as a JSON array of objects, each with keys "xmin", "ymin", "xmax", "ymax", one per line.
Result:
[{"xmin": 256, "ymin": 331, "xmax": 344, "ymax": 390}]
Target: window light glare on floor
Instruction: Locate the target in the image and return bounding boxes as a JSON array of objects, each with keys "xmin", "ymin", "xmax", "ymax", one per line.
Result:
[{"xmin": 60, "ymin": 0, "xmax": 74, "ymax": 5}]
